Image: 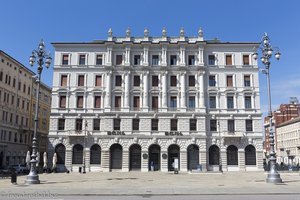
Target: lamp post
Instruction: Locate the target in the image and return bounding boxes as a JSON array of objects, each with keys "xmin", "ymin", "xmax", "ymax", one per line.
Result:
[
  {"xmin": 26, "ymin": 40, "xmax": 51, "ymax": 184},
  {"xmin": 83, "ymin": 120, "xmax": 87, "ymax": 174},
  {"xmin": 253, "ymin": 33, "xmax": 282, "ymax": 183}
]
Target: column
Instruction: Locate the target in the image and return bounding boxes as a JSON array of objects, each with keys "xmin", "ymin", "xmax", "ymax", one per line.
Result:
[
  {"xmin": 143, "ymin": 71, "xmax": 149, "ymax": 110},
  {"xmin": 106, "ymin": 46, "xmax": 112, "ymax": 66},
  {"xmin": 143, "ymin": 46, "xmax": 149, "ymax": 66},
  {"xmin": 180, "ymin": 46, "xmax": 185, "ymax": 66},
  {"xmin": 141, "ymin": 150, "xmax": 148, "ymax": 172},
  {"xmin": 161, "ymin": 46, "xmax": 167, "ymax": 66},
  {"xmin": 162, "ymin": 71, "xmax": 168, "ymax": 110},
  {"xmin": 125, "ymin": 46, "xmax": 130, "ymax": 66},
  {"xmin": 221, "ymin": 150, "xmax": 227, "ymax": 172},
  {"xmin": 180, "ymin": 72, "xmax": 186, "ymax": 110},
  {"xmin": 122, "ymin": 150, "xmax": 129, "ymax": 172},
  {"xmin": 105, "ymin": 72, "xmax": 112, "ymax": 111},
  {"xmin": 124, "ymin": 71, "xmax": 130, "ymax": 111},
  {"xmin": 198, "ymin": 47, "xmax": 204, "ymax": 65},
  {"xmin": 199, "ymin": 150, "xmax": 207, "ymax": 172},
  {"xmin": 238, "ymin": 149, "xmax": 245, "ymax": 171},
  {"xmin": 65, "ymin": 148, "xmax": 72, "ymax": 172},
  {"xmin": 101, "ymin": 150, "xmax": 110, "ymax": 172},
  {"xmin": 180, "ymin": 150, "xmax": 187, "ymax": 172},
  {"xmin": 85, "ymin": 148, "xmax": 90, "ymax": 172},
  {"xmin": 199, "ymin": 72, "xmax": 205, "ymax": 109}
]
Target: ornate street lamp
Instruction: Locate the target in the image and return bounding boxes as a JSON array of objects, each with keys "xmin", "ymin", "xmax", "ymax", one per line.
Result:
[
  {"xmin": 253, "ymin": 33, "xmax": 282, "ymax": 183},
  {"xmin": 26, "ymin": 40, "xmax": 51, "ymax": 184}
]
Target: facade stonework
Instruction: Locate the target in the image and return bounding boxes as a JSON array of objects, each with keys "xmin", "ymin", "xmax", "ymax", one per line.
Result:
[{"xmin": 48, "ymin": 29, "xmax": 263, "ymax": 172}]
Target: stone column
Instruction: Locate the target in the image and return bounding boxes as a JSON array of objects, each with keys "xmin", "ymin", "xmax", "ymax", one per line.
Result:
[
  {"xmin": 65, "ymin": 148, "xmax": 72, "ymax": 172},
  {"xmin": 101, "ymin": 150, "xmax": 110, "ymax": 172},
  {"xmin": 199, "ymin": 72, "xmax": 205, "ymax": 109},
  {"xmin": 161, "ymin": 46, "xmax": 167, "ymax": 66},
  {"xmin": 122, "ymin": 150, "xmax": 129, "ymax": 172},
  {"xmin": 143, "ymin": 46, "xmax": 149, "ymax": 66},
  {"xmin": 124, "ymin": 71, "xmax": 130, "ymax": 111},
  {"xmin": 256, "ymin": 150, "xmax": 264, "ymax": 171},
  {"xmin": 221, "ymin": 150, "xmax": 227, "ymax": 172},
  {"xmin": 180, "ymin": 72, "xmax": 186, "ymax": 111},
  {"xmin": 106, "ymin": 46, "xmax": 112, "ymax": 66},
  {"xmin": 141, "ymin": 150, "xmax": 149, "ymax": 172},
  {"xmin": 162, "ymin": 72, "xmax": 168, "ymax": 110},
  {"xmin": 85, "ymin": 148, "xmax": 90, "ymax": 172},
  {"xmin": 161, "ymin": 151, "xmax": 168, "ymax": 172},
  {"xmin": 238, "ymin": 149, "xmax": 245, "ymax": 171},
  {"xmin": 105, "ymin": 71, "xmax": 112, "ymax": 110},
  {"xmin": 143, "ymin": 71, "xmax": 149, "ymax": 110},
  {"xmin": 180, "ymin": 150, "xmax": 187, "ymax": 172}
]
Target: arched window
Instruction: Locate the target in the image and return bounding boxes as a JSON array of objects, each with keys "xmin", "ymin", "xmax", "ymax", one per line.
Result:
[
  {"xmin": 209, "ymin": 145, "xmax": 220, "ymax": 165},
  {"xmin": 55, "ymin": 144, "xmax": 66, "ymax": 164},
  {"xmin": 110, "ymin": 144, "xmax": 122, "ymax": 170},
  {"xmin": 187, "ymin": 144, "xmax": 199, "ymax": 170},
  {"xmin": 72, "ymin": 144, "xmax": 83, "ymax": 164},
  {"xmin": 245, "ymin": 145, "xmax": 256, "ymax": 165},
  {"xmin": 129, "ymin": 144, "xmax": 141, "ymax": 170},
  {"xmin": 227, "ymin": 145, "xmax": 238, "ymax": 165},
  {"xmin": 90, "ymin": 144, "xmax": 101, "ymax": 164}
]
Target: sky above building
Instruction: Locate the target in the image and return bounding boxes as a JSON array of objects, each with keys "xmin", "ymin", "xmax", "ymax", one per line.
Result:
[{"xmin": 1, "ymin": 0, "xmax": 299, "ymax": 116}]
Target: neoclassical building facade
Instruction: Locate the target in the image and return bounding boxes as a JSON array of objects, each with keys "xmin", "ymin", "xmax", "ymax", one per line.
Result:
[{"xmin": 48, "ymin": 28, "xmax": 264, "ymax": 172}]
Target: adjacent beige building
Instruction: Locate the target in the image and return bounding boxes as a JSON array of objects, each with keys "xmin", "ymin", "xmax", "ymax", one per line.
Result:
[{"xmin": 0, "ymin": 50, "xmax": 51, "ymax": 168}]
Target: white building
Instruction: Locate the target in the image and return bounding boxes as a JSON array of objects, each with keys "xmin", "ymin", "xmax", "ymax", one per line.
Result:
[{"xmin": 48, "ymin": 28, "xmax": 263, "ymax": 173}]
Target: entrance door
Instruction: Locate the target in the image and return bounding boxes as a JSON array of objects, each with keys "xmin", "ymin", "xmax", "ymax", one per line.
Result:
[
  {"xmin": 129, "ymin": 144, "xmax": 141, "ymax": 170},
  {"xmin": 110, "ymin": 144, "xmax": 122, "ymax": 170},
  {"xmin": 168, "ymin": 145, "xmax": 180, "ymax": 171},
  {"xmin": 187, "ymin": 145, "xmax": 199, "ymax": 171},
  {"xmin": 148, "ymin": 144, "xmax": 160, "ymax": 171}
]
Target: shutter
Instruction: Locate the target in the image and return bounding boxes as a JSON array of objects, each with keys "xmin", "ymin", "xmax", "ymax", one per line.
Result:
[{"xmin": 226, "ymin": 55, "xmax": 232, "ymax": 65}]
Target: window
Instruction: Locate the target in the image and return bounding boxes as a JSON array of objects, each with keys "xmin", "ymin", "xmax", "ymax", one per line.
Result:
[
  {"xmin": 77, "ymin": 96, "xmax": 83, "ymax": 108},
  {"xmin": 133, "ymin": 76, "xmax": 140, "ymax": 87},
  {"xmin": 79, "ymin": 55, "xmax": 86, "ymax": 65},
  {"xmin": 152, "ymin": 75, "xmax": 158, "ymax": 87},
  {"xmin": 0, "ymin": 71, "xmax": 2, "ymax": 81},
  {"xmin": 27, "ymin": 86, "xmax": 30, "ymax": 95},
  {"xmin": 93, "ymin": 119, "xmax": 100, "ymax": 131},
  {"xmin": 171, "ymin": 119, "xmax": 178, "ymax": 131},
  {"xmin": 170, "ymin": 96, "xmax": 177, "ymax": 110},
  {"xmin": 115, "ymin": 75, "xmax": 122, "ymax": 86},
  {"xmin": 208, "ymin": 55, "xmax": 215, "ymax": 65},
  {"xmin": 190, "ymin": 119, "xmax": 197, "ymax": 131},
  {"xmin": 95, "ymin": 75, "xmax": 102, "ymax": 87},
  {"xmin": 226, "ymin": 75, "xmax": 233, "ymax": 87},
  {"xmin": 11, "ymin": 95, "xmax": 14, "ymax": 105},
  {"xmin": 245, "ymin": 96, "xmax": 252, "ymax": 109},
  {"xmin": 188, "ymin": 96, "xmax": 195, "ymax": 110},
  {"xmin": 227, "ymin": 96, "xmax": 234, "ymax": 109},
  {"xmin": 78, "ymin": 75, "xmax": 85, "ymax": 86},
  {"xmin": 13, "ymin": 78, "xmax": 15, "ymax": 87},
  {"xmin": 151, "ymin": 119, "xmax": 158, "ymax": 131},
  {"xmin": 210, "ymin": 120, "xmax": 217, "ymax": 131},
  {"xmin": 152, "ymin": 55, "xmax": 159, "ymax": 65},
  {"xmin": 188, "ymin": 55, "xmax": 195, "ymax": 65},
  {"xmin": 59, "ymin": 96, "xmax": 66, "ymax": 108},
  {"xmin": 133, "ymin": 96, "xmax": 140, "ymax": 110},
  {"xmin": 116, "ymin": 55, "xmax": 123, "ymax": 65},
  {"xmin": 23, "ymin": 84, "xmax": 26, "ymax": 93},
  {"xmin": 246, "ymin": 120, "xmax": 253, "ymax": 132},
  {"xmin": 96, "ymin": 54, "xmax": 103, "ymax": 65},
  {"xmin": 188, "ymin": 75, "xmax": 195, "ymax": 87},
  {"xmin": 18, "ymin": 81, "xmax": 21, "ymax": 90},
  {"xmin": 76, "ymin": 119, "xmax": 83, "ymax": 131},
  {"xmin": 170, "ymin": 55, "xmax": 177, "ymax": 65},
  {"xmin": 209, "ymin": 96, "xmax": 216, "ymax": 108},
  {"xmin": 226, "ymin": 55, "xmax": 233, "ymax": 65},
  {"xmin": 17, "ymin": 98, "xmax": 20, "ymax": 107},
  {"xmin": 61, "ymin": 75, "xmax": 68, "ymax": 87},
  {"xmin": 170, "ymin": 76, "xmax": 177, "ymax": 86},
  {"xmin": 209, "ymin": 75, "xmax": 216, "ymax": 87},
  {"xmin": 244, "ymin": 75, "xmax": 251, "ymax": 87},
  {"xmin": 115, "ymin": 96, "xmax": 121, "ymax": 110},
  {"xmin": 243, "ymin": 55, "xmax": 250, "ymax": 65},
  {"xmin": 62, "ymin": 55, "xmax": 69, "ymax": 65},
  {"xmin": 58, "ymin": 119, "xmax": 65, "ymax": 130},
  {"xmin": 132, "ymin": 119, "xmax": 139, "ymax": 131},
  {"xmin": 94, "ymin": 96, "xmax": 101, "ymax": 108},
  {"xmin": 152, "ymin": 96, "xmax": 158, "ymax": 111},
  {"xmin": 228, "ymin": 120, "xmax": 235, "ymax": 132},
  {"xmin": 113, "ymin": 118, "xmax": 121, "ymax": 130},
  {"xmin": 134, "ymin": 55, "xmax": 141, "ymax": 65}
]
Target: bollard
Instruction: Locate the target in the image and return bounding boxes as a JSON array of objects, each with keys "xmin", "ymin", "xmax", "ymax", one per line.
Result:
[{"xmin": 11, "ymin": 171, "xmax": 17, "ymax": 184}]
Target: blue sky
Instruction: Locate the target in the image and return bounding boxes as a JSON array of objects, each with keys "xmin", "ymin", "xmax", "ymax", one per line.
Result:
[{"xmin": 1, "ymin": 0, "xmax": 300, "ymax": 116}]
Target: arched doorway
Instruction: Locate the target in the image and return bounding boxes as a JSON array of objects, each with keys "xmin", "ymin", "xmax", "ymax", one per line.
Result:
[
  {"xmin": 227, "ymin": 145, "xmax": 238, "ymax": 165},
  {"xmin": 209, "ymin": 145, "xmax": 220, "ymax": 165},
  {"xmin": 72, "ymin": 144, "xmax": 83, "ymax": 164},
  {"xmin": 187, "ymin": 144, "xmax": 199, "ymax": 171},
  {"xmin": 129, "ymin": 144, "xmax": 141, "ymax": 171},
  {"xmin": 245, "ymin": 145, "xmax": 256, "ymax": 165},
  {"xmin": 55, "ymin": 144, "xmax": 66, "ymax": 164},
  {"xmin": 148, "ymin": 144, "xmax": 160, "ymax": 171},
  {"xmin": 90, "ymin": 144, "xmax": 101, "ymax": 164},
  {"xmin": 110, "ymin": 144, "xmax": 122, "ymax": 170},
  {"xmin": 168, "ymin": 144, "xmax": 180, "ymax": 171}
]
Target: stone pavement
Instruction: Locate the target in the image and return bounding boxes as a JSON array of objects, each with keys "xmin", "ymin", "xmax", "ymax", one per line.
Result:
[{"xmin": 0, "ymin": 171, "xmax": 300, "ymax": 196}]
